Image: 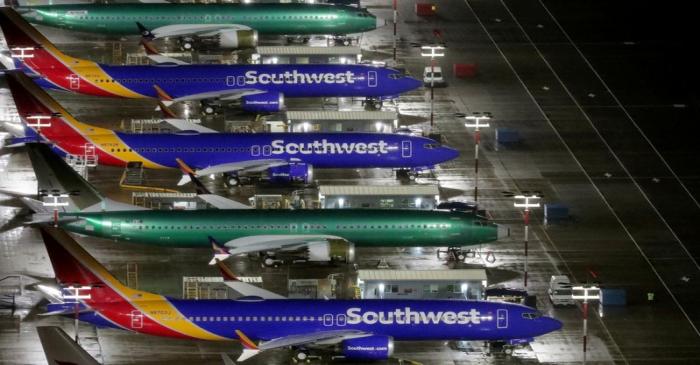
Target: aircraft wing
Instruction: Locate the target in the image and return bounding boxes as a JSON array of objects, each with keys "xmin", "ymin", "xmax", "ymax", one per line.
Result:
[
  {"xmin": 237, "ymin": 329, "xmax": 371, "ymax": 362},
  {"xmin": 169, "ymin": 89, "xmax": 265, "ymax": 103},
  {"xmin": 162, "ymin": 118, "xmax": 218, "ymax": 133},
  {"xmin": 178, "ymin": 159, "xmax": 289, "ymax": 186},
  {"xmin": 197, "ymin": 194, "xmax": 252, "ymax": 210},
  {"xmin": 149, "ymin": 24, "xmax": 252, "ymax": 39},
  {"xmin": 209, "ymin": 234, "xmax": 346, "ymax": 264}
]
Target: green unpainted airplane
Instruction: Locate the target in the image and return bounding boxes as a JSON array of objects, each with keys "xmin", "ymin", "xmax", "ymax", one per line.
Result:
[
  {"xmin": 13, "ymin": 2, "xmax": 384, "ymax": 50},
  {"xmin": 16, "ymin": 143, "xmax": 508, "ymax": 266}
]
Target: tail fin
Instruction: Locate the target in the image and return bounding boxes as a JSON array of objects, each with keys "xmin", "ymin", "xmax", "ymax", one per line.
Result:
[
  {"xmin": 39, "ymin": 227, "xmax": 133, "ymax": 303},
  {"xmin": 37, "ymin": 326, "xmax": 101, "ymax": 365},
  {"xmin": 209, "ymin": 236, "xmax": 231, "ymax": 264},
  {"xmin": 0, "ymin": 8, "xmax": 83, "ymax": 75},
  {"xmin": 4, "ymin": 71, "xmax": 112, "ymax": 152}
]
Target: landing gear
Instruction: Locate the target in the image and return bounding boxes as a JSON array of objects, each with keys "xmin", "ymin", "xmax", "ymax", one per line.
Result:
[
  {"xmin": 200, "ymin": 101, "xmax": 219, "ymax": 115},
  {"xmin": 437, "ymin": 247, "xmax": 473, "ymax": 262},
  {"xmin": 396, "ymin": 169, "xmax": 417, "ymax": 181},
  {"xmin": 224, "ymin": 174, "xmax": 240, "ymax": 187},
  {"xmin": 363, "ymin": 98, "xmax": 383, "ymax": 111},
  {"xmin": 180, "ymin": 37, "xmax": 195, "ymax": 51},
  {"xmin": 294, "ymin": 349, "xmax": 309, "ymax": 362},
  {"xmin": 262, "ymin": 254, "xmax": 282, "ymax": 268}
]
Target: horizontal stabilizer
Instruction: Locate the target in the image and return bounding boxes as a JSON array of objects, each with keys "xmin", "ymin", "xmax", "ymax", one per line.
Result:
[{"xmin": 37, "ymin": 326, "xmax": 101, "ymax": 365}]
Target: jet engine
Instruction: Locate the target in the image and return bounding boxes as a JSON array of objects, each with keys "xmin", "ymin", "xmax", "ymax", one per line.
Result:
[
  {"xmin": 305, "ymin": 240, "xmax": 355, "ymax": 263},
  {"xmin": 267, "ymin": 163, "xmax": 313, "ymax": 184},
  {"xmin": 340, "ymin": 335, "xmax": 394, "ymax": 360},
  {"xmin": 241, "ymin": 92, "xmax": 285, "ymax": 113},
  {"xmin": 216, "ymin": 29, "xmax": 258, "ymax": 49}
]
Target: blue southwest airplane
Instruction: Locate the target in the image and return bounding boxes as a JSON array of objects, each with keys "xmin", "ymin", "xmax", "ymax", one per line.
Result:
[
  {"xmin": 38, "ymin": 226, "xmax": 562, "ymax": 362},
  {"xmin": 4, "ymin": 71, "xmax": 457, "ymax": 185},
  {"xmin": 0, "ymin": 8, "xmax": 420, "ymax": 114}
]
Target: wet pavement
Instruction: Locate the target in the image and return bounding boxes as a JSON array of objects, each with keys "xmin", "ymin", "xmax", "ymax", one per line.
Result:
[{"xmin": 2, "ymin": 0, "xmax": 700, "ymax": 364}]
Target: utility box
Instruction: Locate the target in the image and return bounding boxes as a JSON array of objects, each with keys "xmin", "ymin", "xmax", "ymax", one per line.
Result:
[
  {"xmin": 544, "ymin": 203, "xmax": 569, "ymax": 223},
  {"xmin": 601, "ymin": 288, "xmax": 627, "ymax": 306},
  {"xmin": 496, "ymin": 128, "xmax": 520, "ymax": 144},
  {"xmin": 454, "ymin": 63, "xmax": 477, "ymax": 78},
  {"xmin": 415, "ymin": 3, "xmax": 437, "ymax": 16}
]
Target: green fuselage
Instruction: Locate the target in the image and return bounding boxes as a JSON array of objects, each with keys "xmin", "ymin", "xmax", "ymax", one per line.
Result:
[
  {"xmin": 61, "ymin": 209, "xmax": 499, "ymax": 248},
  {"xmin": 21, "ymin": 3, "xmax": 378, "ymax": 36}
]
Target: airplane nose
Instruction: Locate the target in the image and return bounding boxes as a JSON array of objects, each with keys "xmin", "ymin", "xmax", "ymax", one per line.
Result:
[
  {"xmin": 543, "ymin": 317, "xmax": 563, "ymax": 333},
  {"xmin": 497, "ymin": 225, "xmax": 510, "ymax": 240},
  {"xmin": 443, "ymin": 146, "xmax": 459, "ymax": 161}
]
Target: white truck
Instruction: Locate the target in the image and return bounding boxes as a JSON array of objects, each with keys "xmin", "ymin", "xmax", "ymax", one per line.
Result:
[{"xmin": 548, "ymin": 275, "xmax": 576, "ymax": 306}]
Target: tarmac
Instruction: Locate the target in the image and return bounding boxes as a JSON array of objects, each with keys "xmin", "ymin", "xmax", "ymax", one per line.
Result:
[{"xmin": 1, "ymin": 0, "xmax": 699, "ymax": 364}]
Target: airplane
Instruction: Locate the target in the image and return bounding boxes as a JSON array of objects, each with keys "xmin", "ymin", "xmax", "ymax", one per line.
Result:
[
  {"xmin": 10, "ymin": 2, "xmax": 384, "ymax": 51},
  {"xmin": 3, "ymin": 71, "xmax": 455, "ymax": 186},
  {"xmin": 0, "ymin": 8, "xmax": 417, "ymax": 114},
  {"xmin": 16, "ymin": 142, "xmax": 504, "ymax": 265},
  {"xmin": 37, "ymin": 226, "xmax": 562, "ymax": 362}
]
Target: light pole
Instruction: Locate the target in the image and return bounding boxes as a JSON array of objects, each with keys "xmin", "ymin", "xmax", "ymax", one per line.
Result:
[
  {"xmin": 513, "ymin": 194, "xmax": 541, "ymax": 289},
  {"xmin": 572, "ymin": 285, "xmax": 601, "ymax": 365},
  {"xmin": 421, "ymin": 45, "xmax": 445, "ymax": 128},
  {"xmin": 464, "ymin": 112, "xmax": 491, "ymax": 203},
  {"xmin": 392, "ymin": 0, "xmax": 397, "ymax": 61}
]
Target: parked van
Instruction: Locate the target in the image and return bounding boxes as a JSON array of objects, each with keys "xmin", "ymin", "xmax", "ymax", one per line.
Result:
[{"xmin": 548, "ymin": 275, "xmax": 575, "ymax": 306}]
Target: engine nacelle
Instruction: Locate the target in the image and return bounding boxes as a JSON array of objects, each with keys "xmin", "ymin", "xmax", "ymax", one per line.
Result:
[
  {"xmin": 267, "ymin": 163, "xmax": 312, "ymax": 184},
  {"xmin": 241, "ymin": 92, "xmax": 285, "ymax": 113},
  {"xmin": 217, "ymin": 29, "xmax": 258, "ymax": 49},
  {"xmin": 340, "ymin": 335, "xmax": 394, "ymax": 360},
  {"xmin": 306, "ymin": 240, "xmax": 355, "ymax": 263}
]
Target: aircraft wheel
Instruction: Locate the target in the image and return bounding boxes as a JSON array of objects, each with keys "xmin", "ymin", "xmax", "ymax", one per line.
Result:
[
  {"xmin": 202, "ymin": 105, "xmax": 217, "ymax": 115},
  {"xmin": 457, "ymin": 252, "xmax": 466, "ymax": 261},
  {"xmin": 181, "ymin": 38, "xmax": 194, "ymax": 51},
  {"xmin": 263, "ymin": 256, "xmax": 277, "ymax": 267},
  {"xmin": 294, "ymin": 349, "xmax": 309, "ymax": 362},
  {"xmin": 224, "ymin": 175, "xmax": 240, "ymax": 187},
  {"xmin": 342, "ymin": 39, "xmax": 351, "ymax": 46},
  {"xmin": 408, "ymin": 173, "xmax": 417, "ymax": 181},
  {"xmin": 503, "ymin": 346, "xmax": 514, "ymax": 356}
]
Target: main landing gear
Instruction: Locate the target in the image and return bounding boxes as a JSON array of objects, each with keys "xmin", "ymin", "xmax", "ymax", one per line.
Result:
[{"xmin": 395, "ymin": 169, "xmax": 417, "ymax": 181}]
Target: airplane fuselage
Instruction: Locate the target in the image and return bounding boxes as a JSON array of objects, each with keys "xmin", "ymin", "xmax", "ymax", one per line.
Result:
[
  {"xmin": 67, "ymin": 298, "xmax": 561, "ymax": 343},
  {"xmin": 21, "ymin": 3, "xmax": 380, "ymax": 36},
  {"xmin": 61, "ymin": 209, "xmax": 499, "ymax": 248}
]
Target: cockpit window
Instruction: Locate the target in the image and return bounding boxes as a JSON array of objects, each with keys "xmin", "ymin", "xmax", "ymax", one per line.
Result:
[
  {"xmin": 522, "ymin": 312, "xmax": 542, "ymax": 319},
  {"xmin": 388, "ymin": 73, "xmax": 405, "ymax": 80},
  {"xmin": 424, "ymin": 143, "xmax": 440, "ymax": 149}
]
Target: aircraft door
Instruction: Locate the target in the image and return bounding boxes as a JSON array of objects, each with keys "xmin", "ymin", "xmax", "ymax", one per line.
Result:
[
  {"xmin": 367, "ymin": 71, "xmax": 377, "ymax": 87},
  {"xmin": 401, "ymin": 140, "xmax": 412, "ymax": 158},
  {"xmin": 262, "ymin": 145, "xmax": 272, "ymax": 156},
  {"xmin": 69, "ymin": 74, "xmax": 80, "ymax": 90},
  {"xmin": 251, "ymin": 145, "xmax": 260, "ymax": 157},
  {"xmin": 323, "ymin": 314, "xmax": 333, "ymax": 326},
  {"xmin": 130, "ymin": 310, "xmax": 144, "ymax": 329},
  {"xmin": 497, "ymin": 309, "xmax": 508, "ymax": 329},
  {"xmin": 237, "ymin": 76, "xmax": 246, "ymax": 86},
  {"xmin": 110, "ymin": 219, "xmax": 121, "ymax": 236},
  {"xmin": 226, "ymin": 76, "xmax": 236, "ymax": 86},
  {"xmin": 336, "ymin": 314, "xmax": 346, "ymax": 326}
]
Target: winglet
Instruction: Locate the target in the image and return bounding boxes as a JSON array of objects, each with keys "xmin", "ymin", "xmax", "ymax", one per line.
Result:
[
  {"xmin": 214, "ymin": 259, "xmax": 239, "ymax": 282},
  {"xmin": 209, "ymin": 236, "xmax": 231, "ymax": 265},
  {"xmin": 176, "ymin": 158, "xmax": 210, "ymax": 194},
  {"xmin": 136, "ymin": 22, "xmax": 154, "ymax": 40},
  {"xmin": 236, "ymin": 349, "xmax": 260, "ymax": 363},
  {"xmin": 157, "ymin": 100, "xmax": 178, "ymax": 118},
  {"xmin": 153, "ymin": 84, "xmax": 174, "ymax": 102},
  {"xmin": 235, "ymin": 330, "xmax": 260, "ymax": 362}
]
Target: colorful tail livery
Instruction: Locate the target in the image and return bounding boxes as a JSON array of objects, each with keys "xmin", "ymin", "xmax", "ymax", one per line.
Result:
[
  {"xmin": 0, "ymin": 8, "xmax": 419, "ymax": 112},
  {"xmin": 5, "ymin": 71, "xmax": 457, "ymax": 184},
  {"xmin": 40, "ymin": 226, "xmax": 562, "ymax": 361}
]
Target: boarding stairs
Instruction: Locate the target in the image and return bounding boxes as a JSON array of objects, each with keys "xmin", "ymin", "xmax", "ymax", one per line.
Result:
[
  {"xmin": 65, "ymin": 144, "xmax": 98, "ymax": 180},
  {"xmin": 122, "ymin": 161, "xmax": 145, "ymax": 186}
]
